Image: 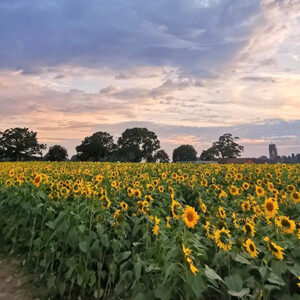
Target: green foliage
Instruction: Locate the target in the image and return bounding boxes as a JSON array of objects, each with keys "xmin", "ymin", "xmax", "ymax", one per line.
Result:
[
  {"xmin": 76, "ymin": 131, "xmax": 117, "ymax": 161},
  {"xmin": 200, "ymin": 133, "xmax": 244, "ymax": 160},
  {"xmin": 172, "ymin": 145, "xmax": 197, "ymax": 162},
  {"xmin": 0, "ymin": 161, "xmax": 299, "ymax": 299},
  {"xmin": 154, "ymin": 149, "xmax": 170, "ymax": 163},
  {"xmin": 45, "ymin": 145, "xmax": 68, "ymax": 161},
  {"xmin": 0, "ymin": 127, "xmax": 46, "ymax": 161},
  {"xmin": 117, "ymin": 128, "xmax": 160, "ymax": 162}
]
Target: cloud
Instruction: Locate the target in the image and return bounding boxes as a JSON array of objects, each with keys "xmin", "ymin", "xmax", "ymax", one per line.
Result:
[
  {"xmin": 0, "ymin": 0, "xmax": 260, "ymax": 74},
  {"xmin": 241, "ymin": 76, "xmax": 278, "ymax": 83},
  {"xmin": 236, "ymin": 0, "xmax": 300, "ymax": 64},
  {"xmin": 99, "ymin": 85, "xmax": 120, "ymax": 95}
]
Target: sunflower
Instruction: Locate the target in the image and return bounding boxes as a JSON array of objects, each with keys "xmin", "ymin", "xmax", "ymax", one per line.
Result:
[
  {"xmin": 243, "ymin": 222, "xmax": 255, "ymax": 237},
  {"xmin": 230, "ymin": 185, "xmax": 239, "ymax": 196},
  {"xmin": 241, "ymin": 201, "xmax": 251, "ymax": 211},
  {"xmin": 171, "ymin": 173, "xmax": 178, "ymax": 179},
  {"xmin": 287, "ymin": 184, "xmax": 295, "ymax": 193},
  {"xmin": 171, "ymin": 200, "xmax": 182, "ymax": 219},
  {"xmin": 8, "ymin": 169, "xmax": 15, "ymax": 177},
  {"xmin": 120, "ymin": 201, "xmax": 128, "ymax": 211},
  {"xmin": 146, "ymin": 184, "xmax": 154, "ymax": 192},
  {"xmin": 152, "ymin": 216, "xmax": 160, "ymax": 236},
  {"xmin": 264, "ymin": 237, "xmax": 284, "ymax": 260},
  {"xmin": 298, "ymin": 276, "xmax": 300, "ymax": 288},
  {"xmin": 158, "ymin": 186, "xmax": 164, "ymax": 193},
  {"xmin": 218, "ymin": 206, "xmax": 226, "ymax": 219},
  {"xmin": 264, "ymin": 198, "xmax": 278, "ymax": 218},
  {"xmin": 243, "ymin": 238, "xmax": 258, "ymax": 258},
  {"xmin": 33, "ymin": 174, "xmax": 42, "ymax": 187},
  {"xmin": 236, "ymin": 173, "xmax": 243, "ymax": 181},
  {"xmin": 276, "ymin": 216, "xmax": 296, "ymax": 234},
  {"xmin": 255, "ymin": 186, "xmax": 265, "ymax": 197},
  {"xmin": 204, "ymin": 221, "xmax": 215, "ymax": 239},
  {"xmin": 134, "ymin": 189, "xmax": 142, "ymax": 199},
  {"xmin": 182, "ymin": 243, "xmax": 192, "ymax": 257},
  {"xmin": 182, "ymin": 206, "xmax": 199, "ymax": 229},
  {"xmin": 187, "ymin": 258, "xmax": 199, "ymax": 275},
  {"xmin": 291, "ymin": 191, "xmax": 300, "ymax": 204},
  {"xmin": 182, "ymin": 244, "xmax": 198, "ymax": 275},
  {"xmin": 95, "ymin": 174, "xmax": 103, "ymax": 183},
  {"xmin": 127, "ymin": 187, "xmax": 135, "ymax": 197},
  {"xmin": 214, "ymin": 227, "xmax": 232, "ymax": 251},
  {"xmin": 198, "ymin": 199, "xmax": 207, "ymax": 214},
  {"xmin": 242, "ymin": 182, "xmax": 250, "ymax": 190},
  {"xmin": 103, "ymin": 197, "xmax": 111, "ymax": 209},
  {"xmin": 166, "ymin": 216, "xmax": 171, "ymax": 228},
  {"xmin": 111, "ymin": 180, "xmax": 117, "ymax": 188},
  {"xmin": 161, "ymin": 173, "xmax": 167, "ymax": 180}
]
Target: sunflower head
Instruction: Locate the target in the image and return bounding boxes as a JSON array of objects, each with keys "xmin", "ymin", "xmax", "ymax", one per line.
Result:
[
  {"xmin": 214, "ymin": 227, "xmax": 232, "ymax": 251},
  {"xmin": 243, "ymin": 238, "xmax": 258, "ymax": 258},
  {"xmin": 263, "ymin": 198, "xmax": 278, "ymax": 218},
  {"xmin": 182, "ymin": 206, "xmax": 199, "ymax": 229},
  {"xmin": 276, "ymin": 216, "xmax": 296, "ymax": 234}
]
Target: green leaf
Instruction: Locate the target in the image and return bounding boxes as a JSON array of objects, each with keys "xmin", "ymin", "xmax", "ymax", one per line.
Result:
[
  {"xmin": 204, "ymin": 265, "xmax": 224, "ymax": 283},
  {"xmin": 118, "ymin": 251, "xmax": 131, "ymax": 261},
  {"xmin": 78, "ymin": 224, "xmax": 86, "ymax": 233},
  {"xmin": 186, "ymin": 271, "xmax": 205, "ymax": 298},
  {"xmin": 145, "ymin": 264, "xmax": 161, "ymax": 273},
  {"xmin": 288, "ymin": 263, "xmax": 300, "ymax": 277},
  {"xmin": 228, "ymin": 288, "xmax": 250, "ymax": 298},
  {"xmin": 79, "ymin": 241, "xmax": 88, "ymax": 253},
  {"xmin": 134, "ymin": 260, "xmax": 142, "ymax": 279},
  {"xmin": 225, "ymin": 273, "xmax": 243, "ymax": 292},
  {"xmin": 234, "ymin": 253, "xmax": 250, "ymax": 265},
  {"xmin": 268, "ymin": 273, "xmax": 285, "ymax": 286}
]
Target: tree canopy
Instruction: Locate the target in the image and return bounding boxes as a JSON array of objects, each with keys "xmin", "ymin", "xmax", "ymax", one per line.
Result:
[
  {"xmin": 200, "ymin": 133, "xmax": 244, "ymax": 160},
  {"xmin": 0, "ymin": 127, "xmax": 46, "ymax": 161},
  {"xmin": 117, "ymin": 128, "xmax": 160, "ymax": 162},
  {"xmin": 154, "ymin": 149, "xmax": 170, "ymax": 163},
  {"xmin": 172, "ymin": 145, "xmax": 197, "ymax": 162},
  {"xmin": 45, "ymin": 145, "xmax": 68, "ymax": 161},
  {"xmin": 76, "ymin": 131, "xmax": 117, "ymax": 161}
]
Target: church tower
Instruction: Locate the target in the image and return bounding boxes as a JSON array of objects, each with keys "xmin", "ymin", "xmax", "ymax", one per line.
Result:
[{"xmin": 269, "ymin": 143, "xmax": 278, "ymax": 159}]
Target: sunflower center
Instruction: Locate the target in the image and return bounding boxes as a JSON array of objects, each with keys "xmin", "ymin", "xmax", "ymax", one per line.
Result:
[
  {"xmin": 266, "ymin": 202, "xmax": 274, "ymax": 211},
  {"xmin": 281, "ymin": 219, "xmax": 290, "ymax": 228},
  {"xmin": 220, "ymin": 232, "xmax": 229, "ymax": 244},
  {"xmin": 249, "ymin": 244, "xmax": 255, "ymax": 252},
  {"xmin": 245, "ymin": 225, "xmax": 251, "ymax": 233},
  {"xmin": 187, "ymin": 211, "xmax": 194, "ymax": 222}
]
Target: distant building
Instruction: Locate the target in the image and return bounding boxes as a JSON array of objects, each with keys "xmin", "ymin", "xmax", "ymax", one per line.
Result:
[
  {"xmin": 219, "ymin": 158, "xmax": 255, "ymax": 164},
  {"xmin": 178, "ymin": 160, "xmax": 215, "ymax": 164},
  {"xmin": 269, "ymin": 143, "xmax": 278, "ymax": 159}
]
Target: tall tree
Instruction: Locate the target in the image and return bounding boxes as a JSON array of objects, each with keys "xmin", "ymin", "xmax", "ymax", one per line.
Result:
[
  {"xmin": 214, "ymin": 133, "xmax": 244, "ymax": 158},
  {"xmin": 172, "ymin": 145, "xmax": 197, "ymax": 162},
  {"xmin": 45, "ymin": 145, "xmax": 68, "ymax": 161},
  {"xmin": 199, "ymin": 146, "xmax": 219, "ymax": 161},
  {"xmin": 0, "ymin": 127, "xmax": 46, "ymax": 161},
  {"xmin": 76, "ymin": 131, "xmax": 116, "ymax": 161},
  {"xmin": 154, "ymin": 149, "xmax": 170, "ymax": 163},
  {"xmin": 117, "ymin": 128, "xmax": 160, "ymax": 162},
  {"xmin": 201, "ymin": 133, "xmax": 244, "ymax": 160}
]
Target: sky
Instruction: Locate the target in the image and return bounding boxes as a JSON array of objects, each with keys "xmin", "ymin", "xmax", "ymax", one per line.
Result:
[{"xmin": 1, "ymin": 0, "xmax": 300, "ymax": 158}]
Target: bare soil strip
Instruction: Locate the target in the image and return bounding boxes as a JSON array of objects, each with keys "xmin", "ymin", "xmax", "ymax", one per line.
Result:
[{"xmin": 0, "ymin": 255, "xmax": 38, "ymax": 300}]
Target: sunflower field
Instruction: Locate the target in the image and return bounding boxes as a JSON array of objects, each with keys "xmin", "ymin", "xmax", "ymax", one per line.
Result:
[{"xmin": 0, "ymin": 162, "xmax": 300, "ymax": 299}]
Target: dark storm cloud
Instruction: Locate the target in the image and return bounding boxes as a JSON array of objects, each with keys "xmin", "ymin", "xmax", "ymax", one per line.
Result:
[{"xmin": 0, "ymin": 0, "xmax": 260, "ymax": 74}]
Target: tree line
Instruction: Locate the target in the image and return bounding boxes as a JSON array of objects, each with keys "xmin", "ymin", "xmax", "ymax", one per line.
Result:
[{"xmin": 0, "ymin": 127, "xmax": 244, "ymax": 162}]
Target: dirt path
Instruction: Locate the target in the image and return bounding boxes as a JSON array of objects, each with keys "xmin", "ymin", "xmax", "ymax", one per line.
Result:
[{"xmin": 0, "ymin": 255, "xmax": 39, "ymax": 300}]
